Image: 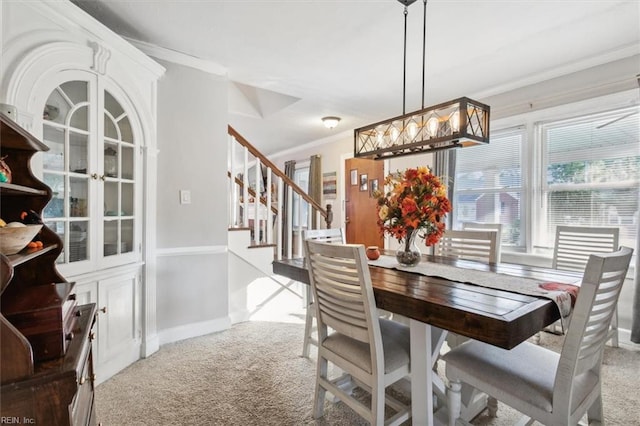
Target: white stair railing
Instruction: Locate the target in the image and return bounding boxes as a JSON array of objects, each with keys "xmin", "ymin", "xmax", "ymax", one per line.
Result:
[{"xmin": 227, "ymin": 126, "xmax": 333, "ymax": 259}]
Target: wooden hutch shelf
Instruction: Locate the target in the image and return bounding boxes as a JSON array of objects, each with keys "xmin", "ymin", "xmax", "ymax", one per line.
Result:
[{"xmin": 1, "ymin": 112, "xmax": 98, "ymax": 425}]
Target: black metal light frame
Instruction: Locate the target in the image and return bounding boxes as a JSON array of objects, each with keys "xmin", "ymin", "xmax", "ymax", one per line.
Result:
[{"xmin": 354, "ymin": 0, "xmax": 490, "ymax": 160}]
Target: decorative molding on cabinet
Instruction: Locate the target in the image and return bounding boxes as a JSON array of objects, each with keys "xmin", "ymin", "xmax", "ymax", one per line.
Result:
[
  {"xmin": 32, "ymin": 1, "xmax": 165, "ymax": 77},
  {"xmin": 89, "ymin": 41, "xmax": 111, "ymax": 75}
]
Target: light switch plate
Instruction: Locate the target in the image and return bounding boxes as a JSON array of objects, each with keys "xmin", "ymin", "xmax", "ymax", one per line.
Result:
[{"xmin": 179, "ymin": 190, "xmax": 191, "ymax": 205}]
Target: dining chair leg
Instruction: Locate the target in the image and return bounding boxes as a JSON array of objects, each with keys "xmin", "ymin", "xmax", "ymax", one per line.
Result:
[
  {"xmin": 587, "ymin": 394, "xmax": 604, "ymax": 425},
  {"xmin": 487, "ymin": 396, "xmax": 498, "ymax": 417},
  {"xmin": 372, "ymin": 377, "xmax": 385, "ymax": 426},
  {"xmin": 447, "ymin": 380, "xmax": 462, "ymax": 426},
  {"xmin": 313, "ymin": 356, "xmax": 328, "ymax": 418},
  {"xmin": 302, "ymin": 305, "xmax": 314, "ymax": 357},
  {"xmin": 608, "ymin": 308, "xmax": 619, "ymax": 347},
  {"xmin": 302, "ymin": 285, "xmax": 315, "ymax": 358}
]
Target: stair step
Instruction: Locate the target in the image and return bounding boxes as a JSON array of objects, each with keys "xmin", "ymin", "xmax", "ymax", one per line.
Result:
[{"xmin": 228, "ymin": 226, "xmax": 251, "ymax": 231}]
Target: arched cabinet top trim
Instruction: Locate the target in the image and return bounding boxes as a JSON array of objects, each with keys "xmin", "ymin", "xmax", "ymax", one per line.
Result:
[{"xmin": 4, "ymin": 41, "xmax": 161, "ymax": 150}]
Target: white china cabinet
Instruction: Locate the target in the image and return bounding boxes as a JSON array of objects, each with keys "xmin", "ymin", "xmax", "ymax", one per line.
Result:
[{"xmin": 1, "ymin": 0, "xmax": 164, "ymax": 383}]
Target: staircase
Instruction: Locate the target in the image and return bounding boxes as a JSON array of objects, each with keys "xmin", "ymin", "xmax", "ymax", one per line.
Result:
[{"xmin": 227, "ymin": 126, "xmax": 332, "ymax": 323}]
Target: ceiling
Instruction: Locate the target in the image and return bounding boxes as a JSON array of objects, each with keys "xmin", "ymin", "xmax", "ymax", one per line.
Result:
[{"xmin": 71, "ymin": 0, "xmax": 640, "ymax": 156}]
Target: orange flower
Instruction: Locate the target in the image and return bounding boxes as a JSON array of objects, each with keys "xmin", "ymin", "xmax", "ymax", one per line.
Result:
[{"xmin": 374, "ymin": 167, "xmax": 452, "ymax": 246}]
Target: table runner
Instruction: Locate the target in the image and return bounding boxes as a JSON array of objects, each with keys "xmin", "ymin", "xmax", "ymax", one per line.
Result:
[{"xmin": 368, "ymin": 255, "xmax": 577, "ymax": 328}]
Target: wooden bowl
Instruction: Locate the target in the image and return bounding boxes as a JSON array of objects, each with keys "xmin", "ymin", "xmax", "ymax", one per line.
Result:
[{"xmin": 0, "ymin": 224, "xmax": 43, "ymax": 255}]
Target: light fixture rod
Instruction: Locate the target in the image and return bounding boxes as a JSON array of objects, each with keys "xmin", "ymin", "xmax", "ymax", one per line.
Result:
[
  {"xmin": 421, "ymin": 0, "xmax": 427, "ymax": 108},
  {"xmin": 402, "ymin": 4, "xmax": 408, "ymax": 115}
]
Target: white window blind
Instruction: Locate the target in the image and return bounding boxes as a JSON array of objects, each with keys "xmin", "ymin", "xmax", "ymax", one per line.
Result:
[
  {"xmin": 453, "ymin": 128, "xmax": 524, "ymax": 247},
  {"xmin": 541, "ymin": 106, "xmax": 640, "ymax": 248}
]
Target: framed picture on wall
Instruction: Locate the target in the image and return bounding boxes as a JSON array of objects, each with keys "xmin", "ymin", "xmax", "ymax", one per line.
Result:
[
  {"xmin": 360, "ymin": 174, "xmax": 368, "ymax": 191},
  {"xmin": 323, "ymin": 171, "xmax": 337, "ymax": 199},
  {"xmin": 370, "ymin": 179, "xmax": 378, "ymax": 197},
  {"xmin": 350, "ymin": 169, "xmax": 358, "ymax": 186}
]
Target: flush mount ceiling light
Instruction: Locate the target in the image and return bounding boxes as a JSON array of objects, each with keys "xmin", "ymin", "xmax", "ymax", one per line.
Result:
[
  {"xmin": 322, "ymin": 116, "xmax": 341, "ymax": 129},
  {"xmin": 354, "ymin": 0, "xmax": 490, "ymax": 160}
]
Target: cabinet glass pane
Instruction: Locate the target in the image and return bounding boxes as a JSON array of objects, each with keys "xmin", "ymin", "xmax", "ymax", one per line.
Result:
[
  {"xmin": 70, "ymin": 220, "xmax": 88, "ymax": 262},
  {"xmin": 69, "ymin": 177, "xmax": 88, "ymax": 217},
  {"xmin": 119, "ymin": 116, "xmax": 133, "ymax": 143},
  {"xmin": 43, "ymin": 173, "xmax": 65, "ymax": 218},
  {"xmin": 122, "ymin": 182, "xmax": 134, "ymax": 216},
  {"xmin": 45, "ymin": 221, "xmax": 65, "ymax": 264},
  {"xmin": 121, "ymin": 146, "xmax": 134, "ymax": 180},
  {"xmin": 104, "ymin": 142, "xmax": 118, "ymax": 178},
  {"xmin": 105, "ymin": 113, "xmax": 118, "ymax": 139},
  {"xmin": 43, "ymin": 89, "xmax": 71, "ymax": 125},
  {"xmin": 69, "ymin": 132, "xmax": 89, "ymax": 174},
  {"xmin": 42, "ymin": 126, "xmax": 64, "ymax": 171},
  {"xmin": 104, "ymin": 181, "xmax": 119, "ymax": 216},
  {"xmin": 61, "ymin": 81, "xmax": 88, "ymax": 104},
  {"xmin": 104, "ymin": 91, "xmax": 124, "ymax": 118},
  {"xmin": 70, "ymin": 105, "xmax": 89, "ymax": 131},
  {"xmin": 104, "ymin": 220, "xmax": 118, "ymax": 257},
  {"xmin": 122, "ymin": 219, "xmax": 133, "ymax": 254}
]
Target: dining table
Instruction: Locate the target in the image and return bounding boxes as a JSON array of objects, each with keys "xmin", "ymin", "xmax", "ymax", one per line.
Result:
[{"xmin": 272, "ymin": 253, "xmax": 581, "ymax": 426}]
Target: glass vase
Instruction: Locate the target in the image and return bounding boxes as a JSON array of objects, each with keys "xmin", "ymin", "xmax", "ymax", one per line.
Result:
[{"xmin": 396, "ymin": 229, "xmax": 421, "ymax": 267}]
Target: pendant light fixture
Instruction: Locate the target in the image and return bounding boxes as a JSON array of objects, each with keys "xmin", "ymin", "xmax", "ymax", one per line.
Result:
[{"xmin": 354, "ymin": 0, "xmax": 490, "ymax": 160}]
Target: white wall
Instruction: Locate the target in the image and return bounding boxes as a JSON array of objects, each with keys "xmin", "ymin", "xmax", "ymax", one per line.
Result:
[{"xmin": 154, "ymin": 59, "xmax": 231, "ymax": 343}]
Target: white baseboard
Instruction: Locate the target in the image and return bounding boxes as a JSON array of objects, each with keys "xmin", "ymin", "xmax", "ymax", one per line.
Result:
[
  {"xmin": 158, "ymin": 316, "xmax": 231, "ymax": 346},
  {"xmin": 229, "ymin": 308, "xmax": 251, "ymax": 325},
  {"xmin": 141, "ymin": 334, "xmax": 160, "ymax": 358}
]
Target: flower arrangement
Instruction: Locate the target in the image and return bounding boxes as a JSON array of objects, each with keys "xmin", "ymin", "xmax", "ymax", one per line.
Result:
[{"xmin": 373, "ymin": 166, "xmax": 451, "ymax": 248}]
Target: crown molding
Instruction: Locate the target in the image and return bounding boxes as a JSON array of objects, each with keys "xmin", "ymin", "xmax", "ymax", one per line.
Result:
[{"xmin": 126, "ymin": 38, "xmax": 228, "ymax": 77}]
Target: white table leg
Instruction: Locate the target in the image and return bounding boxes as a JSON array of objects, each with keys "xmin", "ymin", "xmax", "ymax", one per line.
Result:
[{"xmin": 410, "ymin": 319, "xmax": 433, "ymax": 426}]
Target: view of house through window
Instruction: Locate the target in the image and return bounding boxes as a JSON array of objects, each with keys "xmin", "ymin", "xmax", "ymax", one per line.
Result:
[
  {"xmin": 540, "ymin": 106, "xmax": 639, "ymax": 249},
  {"xmin": 453, "ymin": 128, "xmax": 524, "ymax": 247},
  {"xmin": 453, "ymin": 104, "xmax": 639, "ymax": 254}
]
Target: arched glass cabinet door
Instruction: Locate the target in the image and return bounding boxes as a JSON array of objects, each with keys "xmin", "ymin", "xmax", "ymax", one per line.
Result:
[
  {"xmin": 41, "ymin": 80, "xmax": 91, "ymax": 265},
  {"xmin": 102, "ymin": 90, "xmax": 136, "ymax": 258},
  {"xmin": 41, "ymin": 79, "xmax": 139, "ymax": 267}
]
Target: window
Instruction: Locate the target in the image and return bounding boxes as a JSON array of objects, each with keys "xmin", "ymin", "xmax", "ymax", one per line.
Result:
[
  {"xmin": 292, "ymin": 165, "xmax": 310, "ymax": 227},
  {"xmin": 452, "ymin": 103, "xmax": 639, "ymax": 255},
  {"xmin": 539, "ymin": 107, "xmax": 639, "ymax": 249},
  {"xmin": 453, "ymin": 128, "xmax": 524, "ymax": 247}
]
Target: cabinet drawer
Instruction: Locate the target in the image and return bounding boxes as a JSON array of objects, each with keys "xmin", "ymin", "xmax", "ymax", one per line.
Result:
[{"xmin": 71, "ymin": 350, "xmax": 95, "ymax": 426}]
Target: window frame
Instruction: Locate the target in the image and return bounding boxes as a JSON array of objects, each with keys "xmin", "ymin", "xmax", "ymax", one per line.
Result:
[{"xmin": 453, "ymin": 90, "xmax": 639, "ymax": 260}]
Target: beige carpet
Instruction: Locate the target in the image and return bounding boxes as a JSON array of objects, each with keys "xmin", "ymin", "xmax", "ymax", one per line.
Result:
[{"xmin": 95, "ymin": 321, "xmax": 640, "ymax": 425}]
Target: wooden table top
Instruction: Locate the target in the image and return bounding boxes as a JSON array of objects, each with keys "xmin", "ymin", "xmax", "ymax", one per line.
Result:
[{"xmin": 272, "ymin": 255, "xmax": 580, "ymax": 349}]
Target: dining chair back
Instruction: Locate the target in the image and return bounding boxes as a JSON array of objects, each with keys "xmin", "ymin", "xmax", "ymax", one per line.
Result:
[
  {"xmin": 553, "ymin": 225, "xmax": 619, "ymax": 272},
  {"xmin": 300, "ymin": 228, "xmax": 346, "ymax": 357},
  {"xmin": 460, "ymin": 222, "xmax": 503, "ymax": 262},
  {"xmin": 444, "ymin": 246, "xmax": 633, "ymax": 426},
  {"xmin": 303, "ymin": 240, "xmax": 411, "ymax": 426},
  {"xmin": 552, "ymin": 225, "xmax": 621, "ymax": 345},
  {"xmin": 434, "ymin": 229, "xmax": 499, "ymax": 264}
]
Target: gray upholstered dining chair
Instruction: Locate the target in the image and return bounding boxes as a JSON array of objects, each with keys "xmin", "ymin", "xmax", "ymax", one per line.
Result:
[
  {"xmin": 300, "ymin": 228, "xmax": 345, "ymax": 357},
  {"xmin": 303, "ymin": 239, "xmax": 411, "ymax": 426},
  {"xmin": 444, "ymin": 246, "xmax": 633, "ymax": 426},
  {"xmin": 551, "ymin": 226, "xmax": 620, "ymax": 345}
]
